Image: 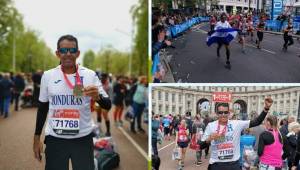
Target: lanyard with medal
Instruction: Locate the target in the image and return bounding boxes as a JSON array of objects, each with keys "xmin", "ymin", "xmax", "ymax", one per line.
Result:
[
  {"xmin": 62, "ymin": 65, "xmax": 83, "ymax": 96},
  {"xmin": 216, "ymin": 121, "xmax": 227, "ymax": 141}
]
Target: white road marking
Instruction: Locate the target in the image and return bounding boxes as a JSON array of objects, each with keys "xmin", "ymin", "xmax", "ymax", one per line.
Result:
[
  {"xmin": 118, "ymin": 126, "xmax": 148, "ymax": 160},
  {"xmin": 158, "ymin": 141, "xmax": 175, "ymax": 152}
]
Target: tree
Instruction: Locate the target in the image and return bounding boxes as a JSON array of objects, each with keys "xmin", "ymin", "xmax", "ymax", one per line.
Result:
[
  {"xmin": 83, "ymin": 50, "xmax": 95, "ymax": 70},
  {"xmin": 131, "ymin": 0, "xmax": 148, "ymax": 76}
]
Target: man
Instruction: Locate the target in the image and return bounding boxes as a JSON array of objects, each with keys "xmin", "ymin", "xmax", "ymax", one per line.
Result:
[
  {"xmin": 200, "ymin": 97, "xmax": 273, "ymax": 170},
  {"xmin": 280, "ymin": 115, "xmax": 295, "ymax": 137},
  {"xmin": 213, "ymin": 13, "xmax": 235, "ymax": 69},
  {"xmin": 0, "ymin": 73, "xmax": 14, "ymax": 118},
  {"xmin": 12, "ymin": 73, "xmax": 25, "ymax": 111},
  {"xmin": 33, "ymin": 35, "xmax": 111, "ymax": 170},
  {"xmin": 130, "ymin": 76, "xmax": 148, "ymax": 133},
  {"xmin": 32, "ymin": 70, "xmax": 43, "ymax": 107}
]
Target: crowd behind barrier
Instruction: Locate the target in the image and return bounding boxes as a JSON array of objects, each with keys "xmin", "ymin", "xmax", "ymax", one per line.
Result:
[{"xmin": 166, "ymin": 17, "xmax": 210, "ymax": 38}]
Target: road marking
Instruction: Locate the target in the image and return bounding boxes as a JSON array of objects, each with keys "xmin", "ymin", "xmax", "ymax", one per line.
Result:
[
  {"xmin": 118, "ymin": 126, "xmax": 148, "ymax": 160},
  {"xmin": 238, "ymin": 41, "xmax": 276, "ymax": 55},
  {"xmin": 158, "ymin": 141, "xmax": 175, "ymax": 152}
]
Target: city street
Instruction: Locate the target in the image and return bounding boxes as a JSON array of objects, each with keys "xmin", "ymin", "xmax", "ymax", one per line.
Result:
[
  {"xmin": 0, "ymin": 107, "xmax": 148, "ymax": 170},
  {"xmin": 163, "ymin": 23, "xmax": 300, "ymax": 83},
  {"xmin": 158, "ymin": 136, "xmax": 210, "ymax": 170}
]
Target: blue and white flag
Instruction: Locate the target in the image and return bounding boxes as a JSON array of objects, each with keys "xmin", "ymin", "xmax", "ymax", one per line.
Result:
[
  {"xmin": 151, "ymin": 53, "xmax": 160, "ymax": 76},
  {"xmin": 206, "ymin": 28, "xmax": 239, "ymax": 46}
]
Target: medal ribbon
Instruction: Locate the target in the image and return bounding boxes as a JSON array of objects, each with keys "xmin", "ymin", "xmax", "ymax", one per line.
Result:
[
  {"xmin": 62, "ymin": 64, "xmax": 81, "ymax": 89},
  {"xmin": 217, "ymin": 122, "xmax": 227, "ymax": 135}
]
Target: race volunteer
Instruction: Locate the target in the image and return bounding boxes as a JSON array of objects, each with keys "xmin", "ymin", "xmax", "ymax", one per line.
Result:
[
  {"xmin": 200, "ymin": 98, "xmax": 273, "ymax": 170},
  {"xmin": 33, "ymin": 35, "xmax": 111, "ymax": 170}
]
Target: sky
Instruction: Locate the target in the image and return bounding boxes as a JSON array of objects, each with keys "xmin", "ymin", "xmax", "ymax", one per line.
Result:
[{"xmin": 13, "ymin": 0, "xmax": 138, "ymax": 62}]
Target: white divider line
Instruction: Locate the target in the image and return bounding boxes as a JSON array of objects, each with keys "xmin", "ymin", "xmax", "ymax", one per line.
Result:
[
  {"xmin": 118, "ymin": 126, "xmax": 148, "ymax": 160},
  {"xmin": 158, "ymin": 141, "xmax": 175, "ymax": 152}
]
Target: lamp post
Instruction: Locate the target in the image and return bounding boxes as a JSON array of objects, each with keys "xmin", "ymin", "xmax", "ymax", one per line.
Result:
[{"xmin": 115, "ymin": 28, "xmax": 133, "ymax": 76}]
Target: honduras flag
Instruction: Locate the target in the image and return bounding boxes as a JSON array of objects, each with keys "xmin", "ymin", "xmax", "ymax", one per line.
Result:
[{"xmin": 206, "ymin": 28, "xmax": 239, "ymax": 46}]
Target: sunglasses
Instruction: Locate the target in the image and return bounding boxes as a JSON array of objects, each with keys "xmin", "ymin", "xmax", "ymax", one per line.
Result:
[
  {"xmin": 58, "ymin": 48, "xmax": 78, "ymax": 54},
  {"xmin": 217, "ymin": 111, "xmax": 229, "ymax": 115}
]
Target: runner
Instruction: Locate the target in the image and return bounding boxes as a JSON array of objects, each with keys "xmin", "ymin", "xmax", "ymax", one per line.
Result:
[
  {"xmin": 162, "ymin": 115, "xmax": 171, "ymax": 141},
  {"xmin": 258, "ymin": 115, "xmax": 290, "ymax": 170},
  {"xmin": 113, "ymin": 76, "xmax": 127, "ymax": 127},
  {"xmin": 33, "ymin": 35, "xmax": 111, "ymax": 170},
  {"xmin": 238, "ymin": 15, "xmax": 248, "ymax": 53},
  {"xmin": 210, "ymin": 15, "xmax": 217, "ymax": 31},
  {"xmin": 95, "ymin": 73, "xmax": 111, "ymax": 136},
  {"xmin": 247, "ymin": 15, "xmax": 254, "ymax": 41},
  {"xmin": 175, "ymin": 119, "xmax": 190, "ymax": 170},
  {"xmin": 210, "ymin": 13, "xmax": 236, "ymax": 69},
  {"xmin": 282, "ymin": 19, "xmax": 294, "ymax": 52},
  {"xmin": 191, "ymin": 113, "xmax": 206, "ymax": 166},
  {"xmin": 256, "ymin": 17, "xmax": 265, "ymax": 49},
  {"xmin": 199, "ymin": 97, "xmax": 273, "ymax": 170}
]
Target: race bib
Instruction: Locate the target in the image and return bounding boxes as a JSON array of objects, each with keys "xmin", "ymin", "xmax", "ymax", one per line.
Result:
[
  {"xmin": 217, "ymin": 143, "xmax": 234, "ymax": 160},
  {"xmin": 179, "ymin": 135, "xmax": 187, "ymax": 142},
  {"xmin": 50, "ymin": 109, "xmax": 80, "ymax": 135}
]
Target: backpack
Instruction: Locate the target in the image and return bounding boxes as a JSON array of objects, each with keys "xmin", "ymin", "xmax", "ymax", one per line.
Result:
[{"xmin": 95, "ymin": 149, "xmax": 120, "ymax": 170}]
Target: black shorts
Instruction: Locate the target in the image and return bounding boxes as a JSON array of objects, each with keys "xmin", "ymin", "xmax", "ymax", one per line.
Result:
[
  {"xmin": 44, "ymin": 133, "xmax": 94, "ymax": 170},
  {"xmin": 164, "ymin": 127, "xmax": 170, "ymax": 135},
  {"xmin": 257, "ymin": 31, "xmax": 264, "ymax": 41},
  {"xmin": 208, "ymin": 160, "xmax": 240, "ymax": 170},
  {"xmin": 177, "ymin": 142, "xmax": 189, "ymax": 148},
  {"xmin": 238, "ymin": 31, "xmax": 246, "ymax": 36}
]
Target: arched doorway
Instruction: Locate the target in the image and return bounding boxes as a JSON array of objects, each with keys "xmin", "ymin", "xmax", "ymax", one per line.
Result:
[
  {"xmin": 233, "ymin": 100, "xmax": 247, "ymax": 120},
  {"xmin": 196, "ymin": 98, "xmax": 210, "ymax": 115}
]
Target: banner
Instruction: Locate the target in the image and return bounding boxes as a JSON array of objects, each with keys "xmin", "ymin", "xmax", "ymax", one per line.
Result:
[
  {"xmin": 212, "ymin": 92, "xmax": 232, "ymax": 102},
  {"xmin": 169, "ymin": 17, "xmax": 209, "ymax": 38},
  {"xmin": 273, "ymin": 0, "xmax": 283, "ymax": 20}
]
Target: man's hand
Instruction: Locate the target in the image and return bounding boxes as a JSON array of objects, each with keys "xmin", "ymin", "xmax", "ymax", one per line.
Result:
[
  {"xmin": 264, "ymin": 97, "xmax": 273, "ymax": 110},
  {"xmin": 33, "ymin": 135, "xmax": 43, "ymax": 162},
  {"xmin": 83, "ymin": 85, "xmax": 100, "ymax": 101},
  {"xmin": 207, "ymin": 133, "xmax": 224, "ymax": 142},
  {"xmin": 291, "ymin": 166, "xmax": 297, "ymax": 170}
]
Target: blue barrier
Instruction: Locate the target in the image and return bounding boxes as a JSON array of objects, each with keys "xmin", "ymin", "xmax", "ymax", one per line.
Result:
[{"xmin": 168, "ymin": 17, "xmax": 210, "ymax": 38}]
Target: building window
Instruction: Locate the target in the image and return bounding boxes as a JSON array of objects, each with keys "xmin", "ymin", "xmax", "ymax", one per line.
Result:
[
  {"xmin": 172, "ymin": 93, "xmax": 175, "ymax": 102},
  {"xmin": 166, "ymin": 105, "xmax": 169, "ymax": 113},
  {"xmin": 159, "ymin": 105, "xmax": 162, "ymax": 112},
  {"xmin": 179, "ymin": 107, "xmax": 182, "ymax": 114},
  {"xmin": 179, "ymin": 94, "xmax": 181, "ymax": 102},
  {"xmin": 158, "ymin": 91, "xmax": 161, "ymax": 100},
  {"xmin": 166, "ymin": 92, "xmax": 168, "ymax": 101},
  {"xmin": 172, "ymin": 106, "xmax": 175, "ymax": 113}
]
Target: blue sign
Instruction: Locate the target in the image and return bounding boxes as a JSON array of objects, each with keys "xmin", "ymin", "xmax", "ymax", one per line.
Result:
[{"xmin": 272, "ymin": 0, "xmax": 282, "ymax": 20}]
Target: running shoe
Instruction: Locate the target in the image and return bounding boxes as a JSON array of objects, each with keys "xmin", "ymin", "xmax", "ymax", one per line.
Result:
[{"xmin": 225, "ymin": 61, "xmax": 231, "ymax": 70}]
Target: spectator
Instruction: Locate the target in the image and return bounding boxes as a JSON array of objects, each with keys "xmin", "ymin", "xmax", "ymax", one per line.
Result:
[
  {"xmin": 0, "ymin": 73, "xmax": 14, "ymax": 118},
  {"xmin": 12, "ymin": 73, "xmax": 25, "ymax": 111}
]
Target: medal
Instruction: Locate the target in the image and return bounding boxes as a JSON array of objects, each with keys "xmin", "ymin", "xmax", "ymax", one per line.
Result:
[
  {"xmin": 62, "ymin": 65, "xmax": 83, "ymax": 96},
  {"xmin": 73, "ymin": 84, "xmax": 83, "ymax": 96}
]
